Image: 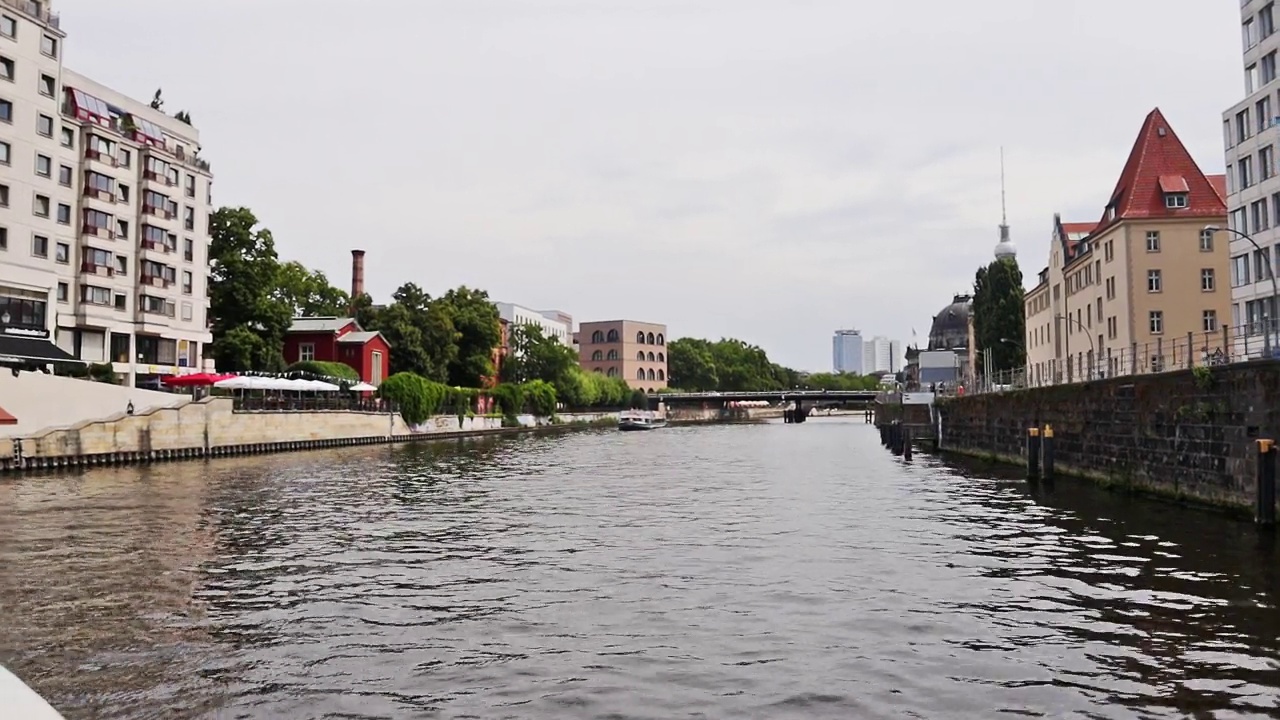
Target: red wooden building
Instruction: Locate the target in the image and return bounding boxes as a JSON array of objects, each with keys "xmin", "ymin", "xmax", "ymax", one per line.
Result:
[{"xmin": 283, "ymin": 317, "xmax": 392, "ymax": 386}]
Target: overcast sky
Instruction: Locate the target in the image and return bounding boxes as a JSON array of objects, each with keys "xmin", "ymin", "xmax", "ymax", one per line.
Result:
[{"xmin": 57, "ymin": 0, "xmax": 1243, "ymax": 371}]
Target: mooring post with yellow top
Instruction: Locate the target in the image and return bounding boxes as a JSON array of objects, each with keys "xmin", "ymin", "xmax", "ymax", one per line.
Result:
[
  {"xmin": 1026, "ymin": 427, "xmax": 1041, "ymax": 480},
  {"xmin": 1042, "ymin": 424, "xmax": 1055, "ymax": 480},
  {"xmin": 1256, "ymin": 438, "xmax": 1276, "ymax": 527}
]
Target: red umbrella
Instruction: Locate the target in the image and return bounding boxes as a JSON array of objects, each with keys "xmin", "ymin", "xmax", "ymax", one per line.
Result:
[{"xmin": 162, "ymin": 372, "xmax": 237, "ymax": 387}]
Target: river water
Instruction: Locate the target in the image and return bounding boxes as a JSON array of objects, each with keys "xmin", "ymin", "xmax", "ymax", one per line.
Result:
[{"xmin": 1, "ymin": 418, "xmax": 1278, "ymax": 719}]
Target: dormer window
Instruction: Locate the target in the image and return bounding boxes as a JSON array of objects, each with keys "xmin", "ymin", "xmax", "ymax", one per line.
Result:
[{"xmin": 1158, "ymin": 175, "xmax": 1189, "ymax": 210}]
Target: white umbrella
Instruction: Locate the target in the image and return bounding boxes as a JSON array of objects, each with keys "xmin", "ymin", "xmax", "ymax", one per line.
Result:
[
  {"xmin": 303, "ymin": 379, "xmax": 342, "ymax": 392},
  {"xmin": 349, "ymin": 382, "xmax": 377, "ymax": 392}
]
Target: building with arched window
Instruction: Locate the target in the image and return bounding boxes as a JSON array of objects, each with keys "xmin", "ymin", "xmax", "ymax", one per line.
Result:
[{"xmin": 577, "ymin": 319, "xmax": 668, "ymax": 391}]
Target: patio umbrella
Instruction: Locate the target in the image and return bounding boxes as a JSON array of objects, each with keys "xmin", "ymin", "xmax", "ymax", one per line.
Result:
[
  {"xmin": 348, "ymin": 382, "xmax": 377, "ymax": 393},
  {"xmin": 162, "ymin": 372, "xmax": 237, "ymax": 387}
]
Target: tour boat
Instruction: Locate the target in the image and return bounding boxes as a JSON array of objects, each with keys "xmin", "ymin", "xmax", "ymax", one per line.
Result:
[
  {"xmin": 0, "ymin": 665, "xmax": 65, "ymax": 719},
  {"xmin": 618, "ymin": 410, "xmax": 667, "ymax": 431}
]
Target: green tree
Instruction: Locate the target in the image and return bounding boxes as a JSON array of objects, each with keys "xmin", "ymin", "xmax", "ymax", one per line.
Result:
[
  {"xmin": 275, "ymin": 261, "xmax": 349, "ymax": 317},
  {"xmin": 364, "ymin": 283, "xmax": 457, "ymax": 382},
  {"xmin": 972, "ymin": 257, "xmax": 1026, "ymax": 375},
  {"xmin": 208, "ymin": 207, "xmax": 292, "ymax": 371},
  {"xmin": 434, "ymin": 287, "xmax": 501, "ymax": 388},
  {"xmin": 708, "ymin": 339, "xmax": 780, "ymax": 391},
  {"xmin": 667, "ymin": 338, "xmax": 719, "ymax": 391},
  {"xmin": 503, "ymin": 323, "xmax": 578, "ymax": 385}
]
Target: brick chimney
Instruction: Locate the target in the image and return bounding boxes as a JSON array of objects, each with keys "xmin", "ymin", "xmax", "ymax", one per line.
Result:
[{"xmin": 350, "ymin": 249, "xmax": 366, "ymax": 302}]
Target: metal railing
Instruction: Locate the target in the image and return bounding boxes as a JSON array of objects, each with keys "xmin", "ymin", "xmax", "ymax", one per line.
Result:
[
  {"xmin": 965, "ymin": 321, "xmax": 1275, "ymax": 395},
  {"xmin": 231, "ymin": 396, "xmax": 394, "ymax": 413},
  {"xmin": 0, "ymin": 0, "xmax": 59, "ymax": 28}
]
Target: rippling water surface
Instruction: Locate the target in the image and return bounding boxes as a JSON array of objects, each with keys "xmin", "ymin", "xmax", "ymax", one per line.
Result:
[{"xmin": 2, "ymin": 418, "xmax": 1279, "ymax": 719}]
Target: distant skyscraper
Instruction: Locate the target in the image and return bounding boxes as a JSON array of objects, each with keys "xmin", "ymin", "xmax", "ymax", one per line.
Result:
[
  {"xmin": 862, "ymin": 336, "xmax": 895, "ymax": 374},
  {"xmin": 832, "ymin": 330, "xmax": 863, "ymax": 374}
]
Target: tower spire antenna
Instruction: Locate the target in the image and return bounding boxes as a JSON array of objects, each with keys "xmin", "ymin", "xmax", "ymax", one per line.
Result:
[
  {"xmin": 994, "ymin": 146, "xmax": 1016, "ymax": 260},
  {"xmin": 1000, "ymin": 146, "xmax": 1007, "ymax": 226}
]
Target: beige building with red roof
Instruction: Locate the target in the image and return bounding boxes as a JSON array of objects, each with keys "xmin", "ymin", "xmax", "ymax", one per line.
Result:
[{"xmin": 1024, "ymin": 108, "xmax": 1229, "ymax": 386}]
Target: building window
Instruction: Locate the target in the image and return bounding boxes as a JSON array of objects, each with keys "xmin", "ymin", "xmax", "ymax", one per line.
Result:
[
  {"xmin": 636, "ymin": 331, "xmax": 646, "ymax": 344},
  {"xmin": 119, "ymin": 148, "xmax": 131, "ymax": 168},
  {"xmin": 607, "ymin": 349, "xmax": 618, "ymax": 360},
  {"xmin": 1233, "ymin": 253, "xmax": 1252, "ymax": 286},
  {"xmin": 0, "ymin": 183, "xmax": 6, "ymax": 206},
  {"xmin": 1265, "ymin": 146, "xmax": 1277, "ymax": 181},
  {"xmin": 1262, "ymin": 96, "xmax": 1275, "ymax": 134},
  {"xmin": 606, "ymin": 329, "xmax": 618, "ymax": 342},
  {"xmin": 657, "ymin": 333, "xmax": 665, "ymax": 345},
  {"xmin": 1265, "ymin": 2, "xmax": 1276, "ymax": 37},
  {"xmin": 183, "ymin": 206, "xmax": 195, "ymax": 231},
  {"xmin": 0, "ymin": 15, "xmax": 13, "ymax": 38},
  {"xmin": 1149, "ymin": 311, "xmax": 1164, "ymax": 335},
  {"xmin": 1203, "ymin": 310, "xmax": 1218, "ymax": 333},
  {"xmin": 31, "ymin": 234, "xmax": 47, "ymax": 258},
  {"xmin": 185, "ymin": 174, "xmax": 196, "ymax": 198},
  {"xmin": 0, "ymin": 226, "xmax": 6, "ymax": 249},
  {"xmin": 591, "ymin": 330, "xmax": 603, "ymax": 343},
  {"xmin": 0, "ymin": 140, "xmax": 9, "ymax": 165},
  {"xmin": 54, "ymin": 242, "xmax": 68, "ymax": 264},
  {"xmin": 1265, "ymin": 51, "xmax": 1278, "ymax": 85},
  {"xmin": 635, "ymin": 351, "xmax": 644, "ymax": 361},
  {"xmin": 55, "ymin": 203, "xmax": 69, "ymax": 224},
  {"xmin": 1241, "ymin": 156, "xmax": 1255, "ymax": 189},
  {"xmin": 40, "ymin": 34, "xmax": 57, "ymax": 58},
  {"xmin": 0, "ymin": 98, "xmax": 9, "ymax": 123},
  {"xmin": 183, "ymin": 238, "xmax": 193, "ymax": 262},
  {"xmin": 113, "ymin": 293, "xmax": 126, "ymax": 311},
  {"xmin": 1146, "ymin": 231, "xmax": 1160, "ymax": 252},
  {"xmin": 82, "ymin": 285, "xmax": 111, "ymax": 306},
  {"xmin": 0, "ymin": 56, "xmax": 12, "ymax": 81},
  {"xmin": 60, "ymin": 127, "xmax": 73, "ymax": 148},
  {"xmin": 38, "ymin": 74, "xmax": 53, "ymax": 97},
  {"xmin": 1200, "ymin": 228, "xmax": 1214, "ymax": 252},
  {"xmin": 34, "ymin": 153, "xmax": 50, "ymax": 177},
  {"xmin": 636, "ymin": 368, "xmax": 645, "ymax": 380},
  {"xmin": 1201, "ymin": 268, "xmax": 1216, "ymax": 291},
  {"xmin": 56, "ymin": 282, "xmax": 67, "ymax": 303},
  {"xmin": 299, "ymin": 343, "xmax": 315, "ymax": 362},
  {"xmin": 1165, "ymin": 193, "xmax": 1188, "ymax": 208},
  {"xmin": 36, "ymin": 113, "xmax": 51, "ymax": 137},
  {"xmin": 118, "ymin": 184, "xmax": 130, "ymax": 204},
  {"xmin": 1147, "ymin": 269, "xmax": 1162, "ymax": 293},
  {"xmin": 182, "ymin": 271, "xmax": 192, "ymax": 295},
  {"xmin": 33, "ymin": 194, "xmax": 49, "ymax": 217},
  {"xmin": 591, "ymin": 350, "xmax": 603, "ymax": 361}
]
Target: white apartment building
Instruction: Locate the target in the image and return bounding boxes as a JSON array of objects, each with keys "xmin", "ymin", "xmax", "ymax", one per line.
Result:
[
  {"xmin": 0, "ymin": 0, "xmax": 213, "ymax": 385},
  {"xmin": 832, "ymin": 329, "xmax": 863, "ymax": 374},
  {"xmin": 495, "ymin": 302, "xmax": 572, "ymax": 347},
  {"xmin": 862, "ymin": 335, "xmax": 897, "ymax": 374},
  {"xmin": 1224, "ymin": 0, "xmax": 1280, "ymax": 358}
]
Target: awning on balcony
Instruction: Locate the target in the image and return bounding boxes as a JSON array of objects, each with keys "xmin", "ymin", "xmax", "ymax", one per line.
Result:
[{"xmin": 0, "ymin": 334, "xmax": 83, "ymax": 368}]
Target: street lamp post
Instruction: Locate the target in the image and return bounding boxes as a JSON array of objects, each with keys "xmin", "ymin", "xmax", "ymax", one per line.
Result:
[
  {"xmin": 1055, "ymin": 313, "xmax": 1097, "ymax": 380},
  {"xmin": 1206, "ymin": 225, "xmax": 1278, "ymax": 359}
]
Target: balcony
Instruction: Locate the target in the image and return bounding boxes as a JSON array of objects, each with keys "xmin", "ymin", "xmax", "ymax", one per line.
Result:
[
  {"xmin": 141, "ymin": 205, "xmax": 175, "ymax": 222},
  {"xmin": 140, "ymin": 297, "xmax": 176, "ymax": 318},
  {"xmin": 141, "ymin": 273, "xmax": 173, "ymax": 289},
  {"xmin": 0, "ymin": 0, "xmax": 60, "ymax": 29},
  {"xmin": 84, "ymin": 148, "xmax": 118, "ymax": 168},
  {"xmin": 80, "ymin": 262, "xmax": 114, "ymax": 278},
  {"xmin": 140, "ymin": 239, "xmax": 173, "ymax": 255},
  {"xmin": 79, "ymin": 224, "xmax": 116, "ymax": 241},
  {"xmin": 143, "ymin": 169, "xmax": 176, "ymax": 189},
  {"xmin": 172, "ymin": 145, "xmax": 212, "ymax": 174}
]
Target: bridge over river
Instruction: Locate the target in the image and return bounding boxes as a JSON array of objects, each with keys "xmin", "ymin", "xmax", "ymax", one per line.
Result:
[{"xmin": 654, "ymin": 390, "xmax": 881, "ymax": 423}]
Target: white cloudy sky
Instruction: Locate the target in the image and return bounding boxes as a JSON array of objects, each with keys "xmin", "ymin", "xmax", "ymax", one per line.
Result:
[{"xmin": 57, "ymin": 0, "xmax": 1243, "ymax": 371}]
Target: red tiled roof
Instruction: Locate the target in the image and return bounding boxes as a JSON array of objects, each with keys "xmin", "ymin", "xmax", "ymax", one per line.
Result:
[
  {"xmin": 1094, "ymin": 107, "xmax": 1226, "ymax": 233},
  {"xmin": 1157, "ymin": 175, "xmax": 1189, "ymax": 193},
  {"xmin": 0, "ymin": 406, "xmax": 16, "ymax": 425},
  {"xmin": 1207, "ymin": 174, "xmax": 1227, "ymax": 203},
  {"xmin": 1060, "ymin": 222, "xmax": 1098, "ymax": 235}
]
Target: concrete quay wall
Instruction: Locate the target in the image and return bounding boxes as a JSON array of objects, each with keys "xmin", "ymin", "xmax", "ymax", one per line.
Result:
[
  {"xmin": 2, "ymin": 399, "xmax": 624, "ymax": 473},
  {"xmin": 934, "ymin": 361, "xmax": 1280, "ymax": 512}
]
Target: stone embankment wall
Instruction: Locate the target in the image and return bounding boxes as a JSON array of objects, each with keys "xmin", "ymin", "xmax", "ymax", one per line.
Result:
[
  {"xmin": 935, "ymin": 362, "xmax": 1280, "ymax": 511},
  {"xmin": 667, "ymin": 406, "xmax": 783, "ymax": 424}
]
